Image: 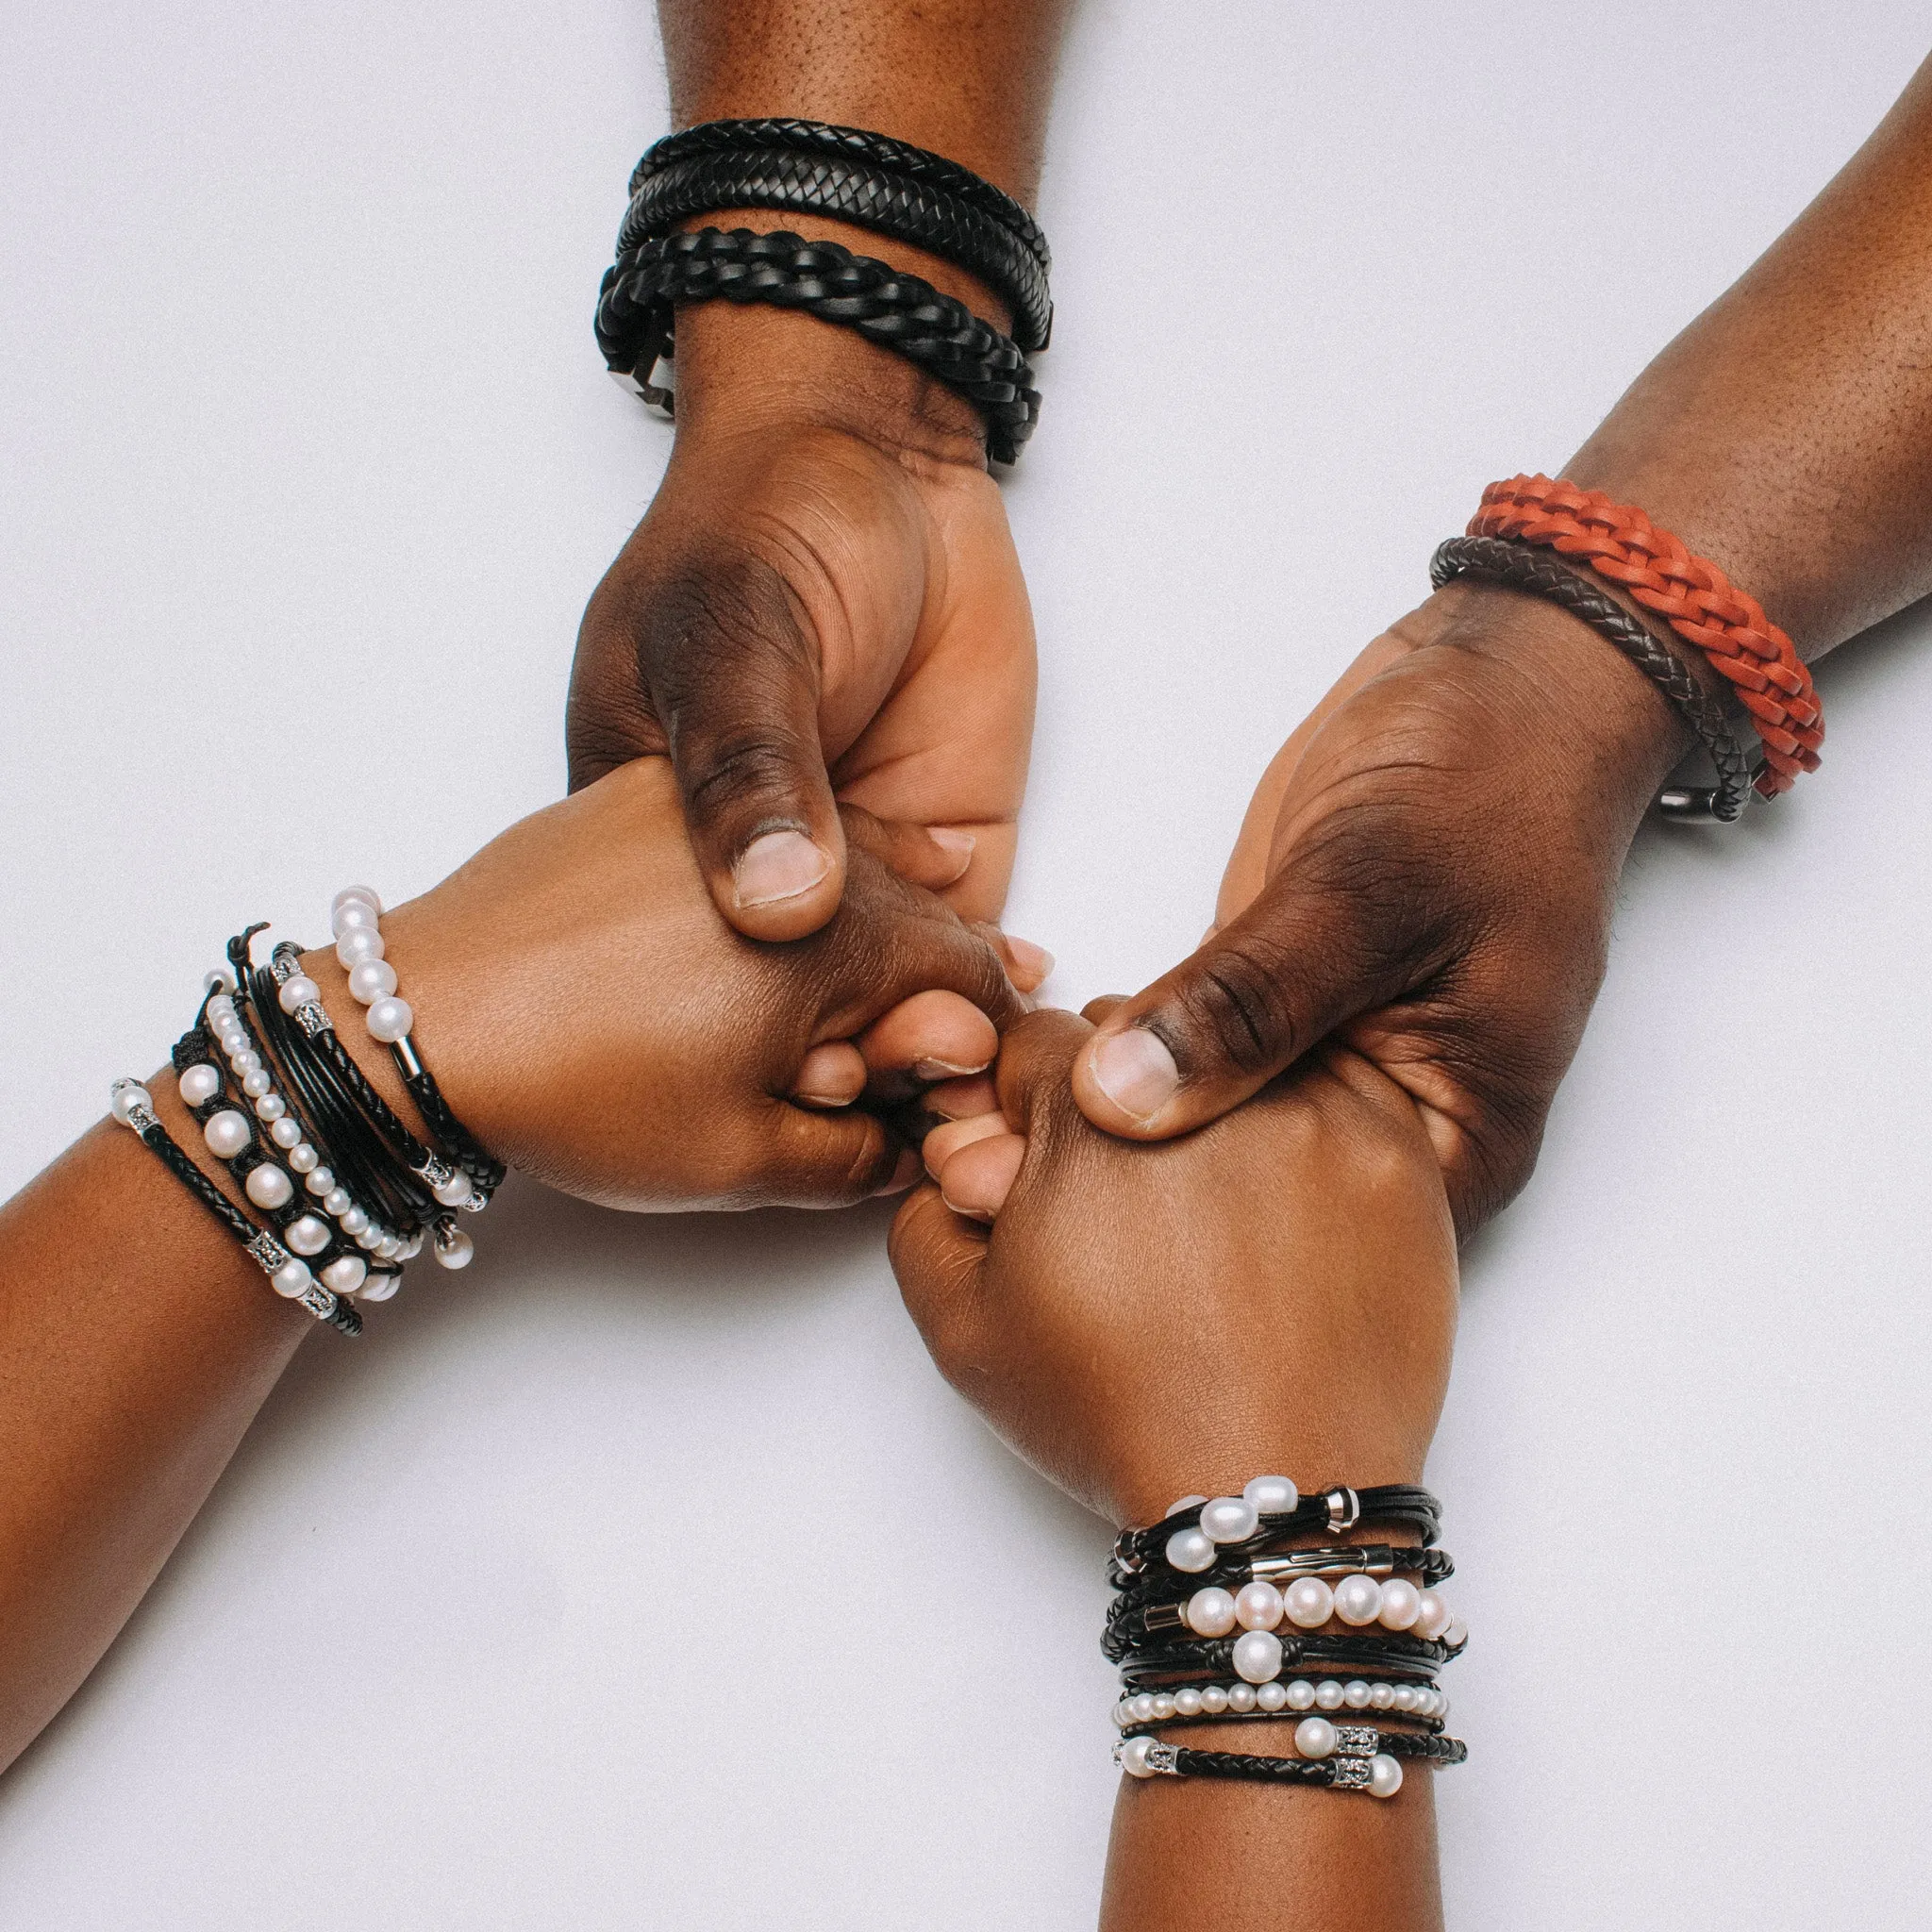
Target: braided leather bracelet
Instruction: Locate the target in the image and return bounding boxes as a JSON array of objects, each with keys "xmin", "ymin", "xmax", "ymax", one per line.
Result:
[
  {"xmin": 621, "ymin": 144, "xmax": 1053, "ymax": 351},
  {"xmin": 1469, "ymin": 475, "xmax": 1824, "ymax": 797},
  {"xmin": 597, "ymin": 228, "xmax": 1039, "ymax": 463},
  {"xmin": 1112, "ymin": 1483, "xmax": 1442, "ymax": 1578},
  {"xmin": 1431, "ymin": 535, "xmax": 1757, "ymax": 822}
]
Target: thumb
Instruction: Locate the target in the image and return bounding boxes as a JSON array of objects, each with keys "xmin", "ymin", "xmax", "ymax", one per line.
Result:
[
  {"xmin": 645, "ymin": 556, "xmax": 849, "ymax": 941},
  {"xmin": 1072, "ymin": 865, "xmax": 1410, "ymax": 1141}
]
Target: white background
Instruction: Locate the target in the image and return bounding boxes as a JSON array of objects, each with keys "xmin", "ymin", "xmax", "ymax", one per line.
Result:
[{"xmin": 3, "ymin": 4, "xmax": 1930, "ymax": 1925}]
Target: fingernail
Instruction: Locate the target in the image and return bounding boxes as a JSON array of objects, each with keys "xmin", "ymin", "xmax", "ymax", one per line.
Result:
[
  {"xmin": 1005, "ymin": 936, "xmax": 1056, "ymax": 980},
  {"xmin": 791, "ymin": 1090, "xmax": 853, "ymax": 1110},
  {"xmin": 1090, "ymin": 1027, "xmax": 1180, "ymax": 1122},
  {"xmin": 872, "ymin": 1146, "xmax": 923, "ymax": 1197},
  {"xmin": 929, "ymin": 827, "xmax": 977, "ymax": 862},
  {"xmin": 734, "ymin": 830, "xmax": 831, "ymax": 908},
  {"xmin": 911, "ymin": 1056, "xmax": 992, "ymax": 1083}
]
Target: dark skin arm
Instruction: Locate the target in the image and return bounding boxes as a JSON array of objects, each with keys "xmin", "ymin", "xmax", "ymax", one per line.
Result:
[
  {"xmin": 1062, "ymin": 51, "xmax": 1932, "ymax": 1235},
  {"xmin": 568, "ymin": 2, "xmax": 1076, "ymax": 941}
]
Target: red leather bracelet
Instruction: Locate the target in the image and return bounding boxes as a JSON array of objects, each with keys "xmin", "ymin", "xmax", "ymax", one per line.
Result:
[{"xmin": 1469, "ymin": 475, "xmax": 1824, "ymax": 797}]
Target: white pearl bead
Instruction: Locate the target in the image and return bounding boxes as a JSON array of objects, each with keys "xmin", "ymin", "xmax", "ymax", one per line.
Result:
[
  {"xmin": 1164, "ymin": 1494, "xmax": 1208, "ymax": 1520},
  {"xmin": 331, "ymin": 898, "xmax": 380, "ymax": 938},
  {"xmin": 1369, "ymin": 1682, "xmax": 1395, "ymax": 1710},
  {"xmin": 340, "ymin": 1206, "xmax": 370, "ymax": 1236},
  {"xmin": 1333, "ymin": 1575, "xmax": 1384, "ymax": 1626},
  {"xmin": 1199, "ymin": 1496, "xmax": 1259, "ymax": 1543},
  {"xmin": 277, "ymin": 974, "xmax": 322, "ymax": 1015},
  {"xmin": 1172, "ymin": 1689, "xmax": 1202, "ymax": 1718},
  {"xmin": 1293, "ymin": 1718, "xmax": 1337, "ymax": 1760},
  {"xmin": 218, "ymin": 1033, "xmax": 247, "ymax": 1060},
  {"xmin": 1377, "ymin": 1578, "xmax": 1423, "ymax": 1631},
  {"xmin": 242, "ymin": 1068, "xmax": 272, "ymax": 1098},
  {"xmin": 304, "ymin": 1166, "xmax": 335, "ymax": 1195},
  {"xmin": 1114, "ymin": 1703, "xmax": 1132, "ymax": 1729},
  {"xmin": 1118, "ymin": 1736, "xmax": 1158, "ymax": 1779},
  {"xmin": 1441, "ymin": 1618, "xmax": 1468, "ymax": 1649},
  {"xmin": 108, "ymin": 1079, "xmax": 153, "ymax": 1124},
  {"xmin": 1200, "ymin": 1686, "xmax": 1228, "ymax": 1715},
  {"xmin": 356, "ymin": 1225, "xmax": 384, "ymax": 1250},
  {"xmin": 289, "ymin": 1143, "xmax": 319, "ymax": 1174},
  {"xmin": 332, "ymin": 886, "xmax": 382, "ymax": 921},
  {"xmin": 177, "ymin": 1064, "xmax": 221, "ymax": 1108},
  {"xmin": 1186, "ymin": 1588, "xmax": 1237, "ymax": 1637},
  {"xmin": 254, "ymin": 1092, "xmax": 286, "ymax": 1122},
  {"xmin": 1314, "ymin": 1680, "xmax": 1345, "ymax": 1710},
  {"xmin": 1284, "ymin": 1578, "xmax": 1334, "ymax": 1628},
  {"xmin": 1231, "ymin": 1630, "xmax": 1283, "ymax": 1684},
  {"xmin": 433, "ymin": 1170, "xmax": 475, "ymax": 1208},
  {"xmin": 1342, "ymin": 1680, "xmax": 1372, "ymax": 1709},
  {"xmin": 1125, "ymin": 1694, "xmax": 1152, "ymax": 1723},
  {"xmin": 434, "ymin": 1224, "xmax": 475, "ymax": 1270},
  {"xmin": 1234, "ymin": 1581, "xmax": 1283, "ymax": 1631},
  {"xmin": 1242, "ymin": 1474, "xmax": 1298, "ymax": 1515},
  {"xmin": 204, "ymin": 970, "xmax": 236, "ymax": 996},
  {"xmin": 1226, "ymin": 1684, "xmax": 1257, "ymax": 1713},
  {"xmin": 321, "ymin": 1254, "xmax": 367, "ymax": 1294},
  {"xmin": 1286, "ymin": 1679, "xmax": 1316, "ymax": 1710},
  {"xmin": 206, "ymin": 995, "xmax": 236, "ymax": 1024},
  {"xmin": 284, "ymin": 1215, "xmax": 331, "ymax": 1256},
  {"xmin": 271, "ymin": 1257, "xmax": 312, "ymax": 1298},
  {"xmin": 1256, "ymin": 1681, "xmax": 1288, "ymax": 1713},
  {"xmin": 270, "ymin": 1115, "xmax": 303, "ymax": 1149},
  {"xmin": 348, "ymin": 958, "xmax": 398, "ymax": 1005},
  {"xmin": 202, "ymin": 1109, "xmax": 250, "ymax": 1158},
  {"xmin": 365, "ymin": 995, "xmax": 413, "ymax": 1044},
  {"xmin": 1165, "ymin": 1528, "xmax": 1216, "ymax": 1574},
  {"xmin": 1413, "ymin": 1591, "xmax": 1451, "ymax": 1641},
  {"xmin": 1434, "ymin": 1694, "xmax": 1450, "ymax": 1721},
  {"xmin": 336, "ymin": 926, "xmax": 385, "ymax": 970},
  {"xmin": 1415, "ymin": 1689, "xmax": 1438, "ymax": 1718},
  {"xmin": 358, "ymin": 1272, "xmax": 402, "ymax": 1303},
  {"xmin": 1149, "ymin": 1694, "xmax": 1175, "ymax": 1721},
  {"xmin": 322, "ymin": 1187, "xmax": 352, "ymax": 1217},
  {"xmin": 244, "ymin": 1164, "xmax": 293, "ymax": 1209},
  {"xmin": 230, "ymin": 1049, "xmax": 261, "ymax": 1075},
  {"xmin": 1391, "ymin": 1685, "xmax": 1419, "ymax": 1713},
  {"xmin": 375, "ymin": 1236, "xmax": 401, "ymax": 1259},
  {"xmin": 1369, "ymin": 1755, "xmax": 1404, "ymax": 1799}
]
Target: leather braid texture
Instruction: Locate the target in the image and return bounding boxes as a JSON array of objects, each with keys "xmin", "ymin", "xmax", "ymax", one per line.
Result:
[
  {"xmin": 620, "ymin": 148, "xmax": 1053, "ymax": 351},
  {"xmin": 633, "ymin": 119, "xmax": 1051, "ymax": 274},
  {"xmin": 596, "ymin": 228, "xmax": 1039, "ymax": 464},
  {"xmin": 1471, "ymin": 475, "xmax": 1824, "ymax": 796},
  {"xmin": 1431, "ymin": 536, "xmax": 1757, "ymax": 823}
]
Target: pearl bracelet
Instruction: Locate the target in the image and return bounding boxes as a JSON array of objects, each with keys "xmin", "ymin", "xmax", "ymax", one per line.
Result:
[
  {"xmin": 1113, "ymin": 1478, "xmax": 1443, "ymax": 1578},
  {"xmin": 1115, "ymin": 1676, "xmax": 1447, "ymax": 1727}
]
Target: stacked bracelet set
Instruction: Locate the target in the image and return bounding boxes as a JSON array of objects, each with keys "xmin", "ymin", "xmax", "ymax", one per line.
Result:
[
  {"xmin": 108, "ymin": 888, "xmax": 502, "ymax": 1335},
  {"xmin": 1105, "ymin": 1478, "xmax": 1469, "ymax": 1797},
  {"xmin": 1433, "ymin": 475, "xmax": 1825, "ymax": 823},
  {"xmin": 596, "ymin": 118, "xmax": 1049, "ymax": 463}
]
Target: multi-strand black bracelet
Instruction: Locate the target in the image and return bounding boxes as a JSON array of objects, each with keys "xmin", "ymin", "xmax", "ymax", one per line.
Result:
[
  {"xmin": 1106, "ymin": 1478, "xmax": 1470, "ymax": 1798},
  {"xmin": 108, "ymin": 885, "xmax": 498, "ymax": 1328},
  {"xmin": 596, "ymin": 117, "xmax": 1051, "ymax": 463}
]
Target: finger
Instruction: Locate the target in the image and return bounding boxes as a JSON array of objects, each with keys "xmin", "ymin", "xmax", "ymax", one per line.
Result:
[
  {"xmin": 839, "ymin": 804, "xmax": 978, "ymax": 893},
  {"xmin": 888, "ymin": 1181, "xmax": 992, "ymax": 1357},
  {"xmin": 1072, "ymin": 868, "xmax": 1403, "ymax": 1141},
  {"xmin": 935, "ymin": 1129, "xmax": 1026, "ymax": 1222},
  {"xmin": 789, "ymin": 1041, "xmax": 867, "ymax": 1108},
  {"xmin": 969, "ymin": 924, "xmax": 1055, "ymax": 997},
  {"xmin": 1080, "ymin": 993, "xmax": 1130, "ymax": 1026},
  {"xmin": 854, "ymin": 990, "xmax": 997, "ymax": 1099},
  {"xmin": 925, "ymin": 1073, "xmax": 999, "ymax": 1120},
  {"xmin": 922, "ymin": 1109, "xmax": 1011, "ymax": 1180},
  {"xmin": 759, "ymin": 1100, "xmax": 911, "ymax": 1208},
  {"xmin": 643, "ymin": 554, "xmax": 848, "ymax": 941}
]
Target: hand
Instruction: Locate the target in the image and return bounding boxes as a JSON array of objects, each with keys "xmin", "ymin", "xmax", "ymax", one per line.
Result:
[
  {"xmin": 891, "ymin": 1009, "xmax": 1457, "ymax": 1524},
  {"xmin": 1066, "ymin": 582, "xmax": 1689, "ymax": 1236},
  {"xmin": 568, "ymin": 304, "xmax": 1036, "ymax": 942},
  {"xmin": 314, "ymin": 758, "xmax": 1029, "ymax": 1212}
]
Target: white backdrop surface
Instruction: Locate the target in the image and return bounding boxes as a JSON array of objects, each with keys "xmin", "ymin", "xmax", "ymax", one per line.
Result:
[{"xmin": 4, "ymin": 5, "xmax": 1931, "ymax": 1926}]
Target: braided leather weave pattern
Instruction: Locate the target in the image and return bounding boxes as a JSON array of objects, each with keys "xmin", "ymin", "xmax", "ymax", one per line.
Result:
[
  {"xmin": 617, "ymin": 148, "xmax": 1053, "ymax": 351},
  {"xmin": 1470, "ymin": 475, "xmax": 1824, "ymax": 796},
  {"xmin": 633, "ymin": 119, "xmax": 1051, "ymax": 274},
  {"xmin": 596, "ymin": 228, "xmax": 1039, "ymax": 463},
  {"xmin": 1430, "ymin": 536, "xmax": 1757, "ymax": 822}
]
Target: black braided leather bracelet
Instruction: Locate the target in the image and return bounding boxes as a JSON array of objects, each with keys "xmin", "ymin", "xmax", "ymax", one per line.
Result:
[
  {"xmin": 596, "ymin": 227, "xmax": 1040, "ymax": 463},
  {"xmin": 1430, "ymin": 534, "xmax": 1757, "ymax": 822}
]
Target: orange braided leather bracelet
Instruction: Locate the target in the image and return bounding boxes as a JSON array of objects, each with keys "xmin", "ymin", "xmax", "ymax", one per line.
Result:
[{"xmin": 1469, "ymin": 475, "xmax": 1824, "ymax": 798}]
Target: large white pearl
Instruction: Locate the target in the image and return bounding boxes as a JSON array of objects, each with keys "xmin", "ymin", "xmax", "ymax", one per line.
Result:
[
  {"xmin": 1172, "ymin": 1688, "xmax": 1202, "ymax": 1718},
  {"xmin": 1234, "ymin": 1581, "xmax": 1283, "ymax": 1631},
  {"xmin": 1225, "ymin": 1684, "xmax": 1257, "ymax": 1713},
  {"xmin": 1186, "ymin": 1588, "xmax": 1237, "ymax": 1637},
  {"xmin": 178, "ymin": 1064, "xmax": 221, "ymax": 1108},
  {"xmin": 1118, "ymin": 1736, "xmax": 1158, "ymax": 1779},
  {"xmin": 1314, "ymin": 1681, "xmax": 1345, "ymax": 1710},
  {"xmin": 1333, "ymin": 1575, "xmax": 1384, "ymax": 1626},
  {"xmin": 277, "ymin": 974, "xmax": 322, "ymax": 1015},
  {"xmin": 284, "ymin": 1214, "xmax": 331, "ymax": 1256},
  {"xmin": 270, "ymin": 1257, "xmax": 312, "ymax": 1298},
  {"xmin": 332, "ymin": 886, "xmax": 382, "ymax": 921},
  {"xmin": 1231, "ymin": 1630, "xmax": 1283, "ymax": 1684},
  {"xmin": 244, "ymin": 1164, "xmax": 293, "ymax": 1210},
  {"xmin": 1413, "ymin": 1591, "xmax": 1451, "ymax": 1641},
  {"xmin": 254, "ymin": 1092, "xmax": 286, "ymax": 1122},
  {"xmin": 331, "ymin": 898, "xmax": 379, "ymax": 938},
  {"xmin": 1342, "ymin": 1680, "xmax": 1372, "ymax": 1709},
  {"xmin": 348, "ymin": 958, "xmax": 399, "ymax": 1005},
  {"xmin": 1286, "ymin": 1680, "xmax": 1316, "ymax": 1710},
  {"xmin": 1369, "ymin": 1755, "xmax": 1404, "ymax": 1799},
  {"xmin": 1242, "ymin": 1474, "xmax": 1298, "ymax": 1515},
  {"xmin": 203, "ymin": 970, "xmax": 236, "ymax": 997},
  {"xmin": 1377, "ymin": 1578, "xmax": 1423, "ymax": 1631},
  {"xmin": 1199, "ymin": 1496, "xmax": 1259, "ymax": 1543},
  {"xmin": 336, "ymin": 926, "xmax": 385, "ymax": 970},
  {"xmin": 206, "ymin": 995, "xmax": 236, "ymax": 1025},
  {"xmin": 1256, "ymin": 1681, "xmax": 1287, "ymax": 1713},
  {"xmin": 1199, "ymin": 1686, "xmax": 1228, "ymax": 1715},
  {"xmin": 1164, "ymin": 1528, "xmax": 1216, "ymax": 1574},
  {"xmin": 1293, "ymin": 1718, "xmax": 1337, "ymax": 1761},
  {"xmin": 434, "ymin": 1224, "xmax": 475, "ymax": 1270},
  {"xmin": 1163, "ymin": 1494, "xmax": 1208, "ymax": 1519},
  {"xmin": 432, "ymin": 1170, "xmax": 475, "ymax": 1208},
  {"xmin": 1284, "ymin": 1578, "xmax": 1335, "ymax": 1628},
  {"xmin": 203, "ymin": 1109, "xmax": 250, "ymax": 1158},
  {"xmin": 321, "ymin": 1254, "xmax": 367, "ymax": 1294},
  {"xmin": 365, "ymin": 995, "xmax": 413, "ymax": 1044},
  {"xmin": 109, "ymin": 1079, "xmax": 152, "ymax": 1124},
  {"xmin": 289, "ymin": 1142, "xmax": 319, "ymax": 1173}
]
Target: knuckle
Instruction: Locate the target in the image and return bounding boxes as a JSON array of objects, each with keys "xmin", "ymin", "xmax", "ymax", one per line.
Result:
[
  {"xmin": 1166, "ymin": 930, "xmax": 1302, "ymax": 1077},
  {"xmin": 681, "ymin": 732, "xmax": 816, "ymax": 824}
]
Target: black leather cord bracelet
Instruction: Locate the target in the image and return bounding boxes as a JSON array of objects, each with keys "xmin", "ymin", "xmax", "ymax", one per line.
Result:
[
  {"xmin": 596, "ymin": 227, "xmax": 1040, "ymax": 463},
  {"xmin": 1119, "ymin": 1629, "xmax": 1456, "ymax": 1689},
  {"xmin": 1112, "ymin": 1484, "xmax": 1442, "ymax": 1577},
  {"xmin": 1430, "ymin": 534, "xmax": 1758, "ymax": 823}
]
